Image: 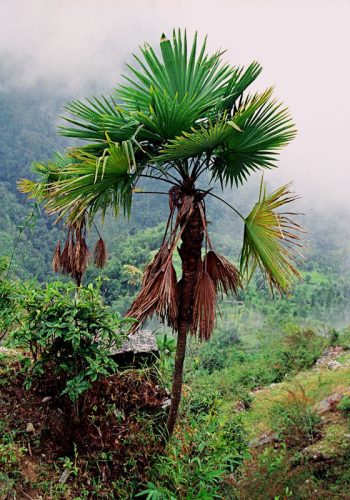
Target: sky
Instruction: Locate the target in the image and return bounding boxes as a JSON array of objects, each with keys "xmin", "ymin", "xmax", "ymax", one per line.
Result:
[{"xmin": 1, "ymin": 0, "xmax": 350, "ymax": 208}]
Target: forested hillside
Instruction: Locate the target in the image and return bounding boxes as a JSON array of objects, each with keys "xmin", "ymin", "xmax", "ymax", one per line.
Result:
[{"xmin": 1, "ymin": 85, "xmax": 350, "ymax": 328}]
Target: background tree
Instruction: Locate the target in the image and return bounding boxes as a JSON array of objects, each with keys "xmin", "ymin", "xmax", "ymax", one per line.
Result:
[{"xmin": 19, "ymin": 30, "xmax": 302, "ymax": 436}]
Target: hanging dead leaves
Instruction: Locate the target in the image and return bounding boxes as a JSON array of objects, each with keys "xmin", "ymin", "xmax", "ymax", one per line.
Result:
[
  {"xmin": 52, "ymin": 218, "xmax": 107, "ymax": 286},
  {"xmin": 127, "ymin": 189, "xmax": 241, "ymax": 341}
]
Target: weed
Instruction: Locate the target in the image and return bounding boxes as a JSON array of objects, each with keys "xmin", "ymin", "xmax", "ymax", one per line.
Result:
[{"xmin": 270, "ymin": 385, "xmax": 321, "ymax": 447}]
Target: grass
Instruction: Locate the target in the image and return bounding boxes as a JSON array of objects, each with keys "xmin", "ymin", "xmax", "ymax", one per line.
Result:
[
  {"xmin": 242, "ymin": 366, "xmax": 350, "ymax": 439},
  {"xmin": 336, "ymin": 350, "xmax": 350, "ymax": 365}
]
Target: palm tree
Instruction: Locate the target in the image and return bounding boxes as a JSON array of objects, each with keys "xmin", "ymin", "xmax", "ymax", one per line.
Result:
[{"xmin": 19, "ymin": 30, "xmax": 303, "ymax": 437}]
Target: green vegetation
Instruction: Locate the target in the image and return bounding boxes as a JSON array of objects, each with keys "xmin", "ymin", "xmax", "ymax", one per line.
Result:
[
  {"xmin": 1, "ymin": 30, "xmax": 350, "ymax": 500},
  {"xmin": 8, "ymin": 280, "xmax": 132, "ymax": 403}
]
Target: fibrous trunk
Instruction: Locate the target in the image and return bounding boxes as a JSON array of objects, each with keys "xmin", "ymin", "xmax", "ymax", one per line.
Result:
[{"xmin": 166, "ymin": 188, "xmax": 204, "ymax": 436}]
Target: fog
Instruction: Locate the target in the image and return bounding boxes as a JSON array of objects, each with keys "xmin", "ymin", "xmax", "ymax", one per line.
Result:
[{"xmin": 1, "ymin": 0, "xmax": 350, "ymax": 207}]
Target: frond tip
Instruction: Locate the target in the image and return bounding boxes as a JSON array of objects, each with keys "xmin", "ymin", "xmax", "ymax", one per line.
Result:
[{"xmin": 240, "ymin": 181, "xmax": 304, "ymax": 294}]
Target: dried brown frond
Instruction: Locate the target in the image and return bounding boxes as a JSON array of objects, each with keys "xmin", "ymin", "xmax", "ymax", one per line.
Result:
[
  {"xmin": 126, "ymin": 270, "xmax": 165, "ymax": 332},
  {"xmin": 73, "ymin": 235, "xmax": 90, "ymax": 275},
  {"xmin": 191, "ymin": 270, "xmax": 216, "ymax": 341},
  {"xmin": 52, "ymin": 241, "xmax": 61, "ymax": 273},
  {"xmin": 60, "ymin": 234, "xmax": 73, "ymax": 275},
  {"xmin": 156, "ymin": 262, "xmax": 178, "ymax": 328},
  {"xmin": 204, "ymin": 250, "xmax": 241, "ymax": 296},
  {"xmin": 57, "ymin": 221, "xmax": 90, "ymax": 286},
  {"xmin": 169, "ymin": 186, "xmax": 181, "ymax": 211},
  {"xmin": 178, "ymin": 194, "xmax": 194, "ymax": 222},
  {"xmin": 142, "ymin": 244, "xmax": 169, "ymax": 287},
  {"xmin": 127, "ymin": 257, "xmax": 178, "ymax": 333},
  {"xmin": 94, "ymin": 238, "xmax": 107, "ymax": 268}
]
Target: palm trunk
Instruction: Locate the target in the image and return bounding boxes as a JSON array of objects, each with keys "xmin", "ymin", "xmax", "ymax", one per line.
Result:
[{"xmin": 166, "ymin": 193, "xmax": 204, "ymax": 436}]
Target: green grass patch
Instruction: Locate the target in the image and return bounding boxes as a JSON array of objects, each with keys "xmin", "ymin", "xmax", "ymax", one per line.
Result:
[{"xmin": 242, "ymin": 367, "xmax": 350, "ymax": 439}]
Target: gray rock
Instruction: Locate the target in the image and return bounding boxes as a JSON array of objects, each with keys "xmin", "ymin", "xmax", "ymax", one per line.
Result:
[
  {"xmin": 327, "ymin": 360, "xmax": 342, "ymax": 370},
  {"xmin": 110, "ymin": 329, "xmax": 159, "ymax": 367},
  {"xmin": 59, "ymin": 468, "xmax": 71, "ymax": 484},
  {"xmin": 112, "ymin": 330, "xmax": 158, "ymax": 355},
  {"xmin": 161, "ymin": 398, "xmax": 171, "ymax": 409},
  {"xmin": 314, "ymin": 392, "xmax": 343, "ymax": 414},
  {"xmin": 250, "ymin": 431, "xmax": 278, "ymax": 447},
  {"xmin": 26, "ymin": 422, "xmax": 35, "ymax": 433}
]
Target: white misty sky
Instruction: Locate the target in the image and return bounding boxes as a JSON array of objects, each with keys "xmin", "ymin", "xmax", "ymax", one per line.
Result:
[{"xmin": 1, "ymin": 0, "xmax": 350, "ymax": 208}]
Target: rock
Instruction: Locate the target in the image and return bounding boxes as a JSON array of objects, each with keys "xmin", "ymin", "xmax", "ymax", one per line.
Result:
[
  {"xmin": 59, "ymin": 468, "xmax": 71, "ymax": 484},
  {"xmin": 250, "ymin": 431, "xmax": 278, "ymax": 447},
  {"xmin": 314, "ymin": 345, "xmax": 344, "ymax": 369},
  {"xmin": 110, "ymin": 329, "xmax": 159, "ymax": 367},
  {"xmin": 161, "ymin": 398, "xmax": 171, "ymax": 409},
  {"xmin": 314, "ymin": 346, "xmax": 344, "ymax": 369},
  {"xmin": 26, "ymin": 422, "xmax": 35, "ymax": 433},
  {"xmin": 41, "ymin": 396, "xmax": 52, "ymax": 403},
  {"xmin": 327, "ymin": 360, "xmax": 342, "ymax": 370},
  {"xmin": 314, "ymin": 392, "xmax": 343, "ymax": 415}
]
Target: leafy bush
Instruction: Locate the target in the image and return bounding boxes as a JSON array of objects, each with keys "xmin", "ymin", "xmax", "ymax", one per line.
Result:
[
  {"xmin": 0, "ymin": 257, "xmax": 20, "ymax": 341},
  {"xmin": 0, "ymin": 424, "xmax": 25, "ymax": 498},
  {"xmin": 7, "ymin": 281, "xmax": 132, "ymax": 404},
  {"xmin": 232, "ymin": 444, "xmax": 319, "ymax": 500},
  {"xmin": 339, "ymin": 327, "xmax": 350, "ymax": 349}
]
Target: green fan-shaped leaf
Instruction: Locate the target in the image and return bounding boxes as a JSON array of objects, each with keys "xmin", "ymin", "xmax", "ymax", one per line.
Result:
[
  {"xmin": 19, "ymin": 143, "xmax": 138, "ymax": 224},
  {"xmin": 211, "ymin": 89, "xmax": 297, "ymax": 186},
  {"xmin": 157, "ymin": 117, "xmax": 241, "ymax": 161},
  {"xmin": 216, "ymin": 61, "xmax": 263, "ymax": 113},
  {"xmin": 59, "ymin": 96, "xmax": 142, "ymax": 144},
  {"xmin": 115, "ymin": 29, "xmax": 234, "ymax": 139},
  {"xmin": 240, "ymin": 181, "xmax": 304, "ymax": 294}
]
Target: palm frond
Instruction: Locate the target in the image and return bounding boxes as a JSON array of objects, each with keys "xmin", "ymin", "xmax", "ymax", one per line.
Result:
[
  {"xmin": 216, "ymin": 61, "xmax": 262, "ymax": 113},
  {"xmin": 18, "ymin": 152, "xmax": 80, "ymax": 201},
  {"xmin": 94, "ymin": 238, "xmax": 108, "ymax": 268},
  {"xmin": 59, "ymin": 96, "xmax": 144, "ymax": 145},
  {"xmin": 211, "ymin": 89, "xmax": 297, "ymax": 186},
  {"xmin": 157, "ymin": 116, "xmax": 241, "ymax": 161},
  {"xmin": 240, "ymin": 181, "xmax": 304, "ymax": 294},
  {"xmin": 19, "ymin": 143, "xmax": 138, "ymax": 224},
  {"xmin": 204, "ymin": 250, "xmax": 241, "ymax": 296},
  {"xmin": 126, "ymin": 256, "xmax": 178, "ymax": 331},
  {"xmin": 191, "ymin": 269, "xmax": 216, "ymax": 340},
  {"xmin": 116, "ymin": 29, "xmax": 234, "ymax": 139}
]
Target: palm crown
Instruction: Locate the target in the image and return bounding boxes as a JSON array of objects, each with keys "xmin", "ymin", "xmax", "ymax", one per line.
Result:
[
  {"xmin": 20, "ymin": 30, "xmax": 301, "ymax": 293},
  {"xmin": 19, "ymin": 29, "xmax": 303, "ymax": 436}
]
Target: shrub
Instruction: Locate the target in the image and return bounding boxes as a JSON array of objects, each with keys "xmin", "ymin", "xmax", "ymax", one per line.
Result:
[
  {"xmin": 232, "ymin": 445, "xmax": 319, "ymax": 500},
  {"xmin": 280, "ymin": 327, "xmax": 326, "ymax": 373},
  {"xmin": 339, "ymin": 327, "xmax": 350, "ymax": 349},
  {"xmin": 192, "ymin": 326, "xmax": 327, "ymax": 403},
  {"xmin": 7, "ymin": 281, "xmax": 132, "ymax": 407},
  {"xmin": 0, "ymin": 257, "xmax": 20, "ymax": 341}
]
